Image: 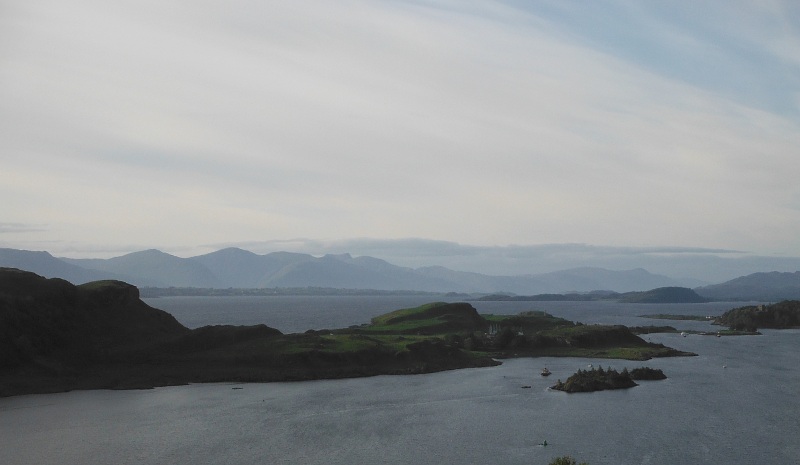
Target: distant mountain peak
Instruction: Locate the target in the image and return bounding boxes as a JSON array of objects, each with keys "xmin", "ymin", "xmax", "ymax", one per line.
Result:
[
  {"xmin": 137, "ymin": 248, "xmax": 166, "ymax": 255},
  {"xmin": 199, "ymin": 247, "xmax": 259, "ymax": 258},
  {"xmin": 116, "ymin": 249, "xmax": 174, "ymax": 259},
  {"xmin": 323, "ymin": 253, "xmax": 353, "ymax": 260}
]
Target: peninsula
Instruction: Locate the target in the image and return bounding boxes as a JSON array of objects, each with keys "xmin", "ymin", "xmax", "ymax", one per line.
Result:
[
  {"xmin": 0, "ymin": 268, "xmax": 694, "ymax": 397},
  {"xmin": 714, "ymin": 301, "xmax": 800, "ymax": 331},
  {"xmin": 478, "ymin": 286, "xmax": 708, "ymax": 304}
]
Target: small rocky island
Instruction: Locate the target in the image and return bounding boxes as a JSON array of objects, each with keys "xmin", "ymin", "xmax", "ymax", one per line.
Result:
[{"xmin": 550, "ymin": 366, "xmax": 666, "ymax": 393}]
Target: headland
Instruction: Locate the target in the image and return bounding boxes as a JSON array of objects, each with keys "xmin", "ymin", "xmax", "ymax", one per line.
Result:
[{"xmin": 1, "ymin": 268, "xmax": 695, "ymax": 397}]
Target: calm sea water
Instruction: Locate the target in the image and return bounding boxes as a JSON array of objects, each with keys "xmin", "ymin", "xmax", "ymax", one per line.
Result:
[{"xmin": 2, "ymin": 297, "xmax": 798, "ymax": 465}]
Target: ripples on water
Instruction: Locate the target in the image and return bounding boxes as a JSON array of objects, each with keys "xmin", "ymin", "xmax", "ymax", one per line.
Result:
[{"xmin": 2, "ymin": 297, "xmax": 798, "ymax": 465}]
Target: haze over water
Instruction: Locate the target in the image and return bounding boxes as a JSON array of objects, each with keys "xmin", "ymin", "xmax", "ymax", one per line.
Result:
[{"xmin": 1, "ymin": 297, "xmax": 798, "ymax": 465}]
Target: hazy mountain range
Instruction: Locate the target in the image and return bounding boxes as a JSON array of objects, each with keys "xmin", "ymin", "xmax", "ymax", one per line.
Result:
[
  {"xmin": 2, "ymin": 247, "xmax": 696, "ymax": 294},
  {"xmin": 210, "ymin": 239, "xmax": 800, "ymax": 283},
  {"xmin": 2, "ymin": 247, "xmax": 799, "ymax": 299}
]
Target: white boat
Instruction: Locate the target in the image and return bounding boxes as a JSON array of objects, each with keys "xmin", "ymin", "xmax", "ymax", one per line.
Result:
[{"xmin": 541, "ymin": 367, "xmax": 551, "ymax": 376}]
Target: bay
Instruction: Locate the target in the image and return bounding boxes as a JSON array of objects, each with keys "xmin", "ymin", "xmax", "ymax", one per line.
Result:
[{"xmin": 2, "ymin": 297, "xmax": 798, "ymax": 465}]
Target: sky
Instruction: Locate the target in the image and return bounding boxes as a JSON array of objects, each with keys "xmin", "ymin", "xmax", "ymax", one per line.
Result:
[{"xmin": 2, "ymin": 0, "xmax": 800, "ymax": 269}]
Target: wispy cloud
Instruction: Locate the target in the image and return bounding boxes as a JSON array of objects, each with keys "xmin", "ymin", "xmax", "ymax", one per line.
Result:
[
  {"xmin": 1, "ymin": 0, "xmax": 799, "ymax": 258},
  {"xmin": 0, "ymin": 223, "xmax": 47, "ymax": 234}
]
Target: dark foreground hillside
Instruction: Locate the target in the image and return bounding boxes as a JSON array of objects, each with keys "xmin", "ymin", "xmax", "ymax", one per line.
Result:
[{"xmin": 0, "ymin": 268, "xmax": 188, "ymax": 368}]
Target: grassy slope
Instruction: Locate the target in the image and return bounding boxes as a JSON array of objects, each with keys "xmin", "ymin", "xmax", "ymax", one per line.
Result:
[{"xmin": 362, "ymin": 304, "xmax": 692, "ymax": 361}]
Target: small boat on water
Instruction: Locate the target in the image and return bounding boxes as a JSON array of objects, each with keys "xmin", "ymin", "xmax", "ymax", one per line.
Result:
[{"xmin": 541, "ymin": 367, "xmax": 551, "ymax": 377}]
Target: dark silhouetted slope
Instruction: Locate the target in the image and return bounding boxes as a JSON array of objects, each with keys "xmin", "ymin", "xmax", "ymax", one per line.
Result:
[{"xmin": 0, "ymin": 268, "xmax": 188, "ymax": 371}]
